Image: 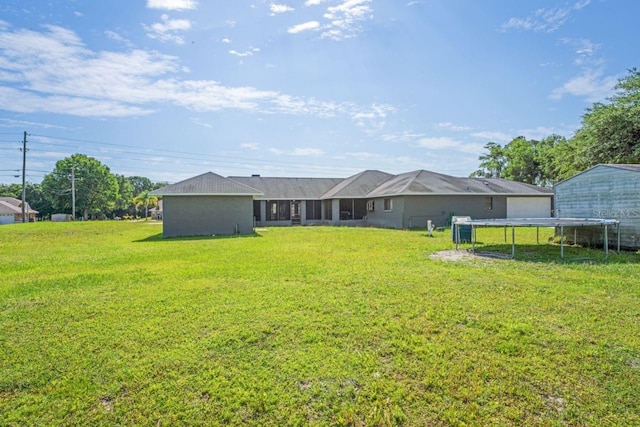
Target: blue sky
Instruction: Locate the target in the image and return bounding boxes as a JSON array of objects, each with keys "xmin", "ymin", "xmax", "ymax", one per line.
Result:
[{"xmin": 0, "ymin": 0, "xmax": 637, "ymax": 184}]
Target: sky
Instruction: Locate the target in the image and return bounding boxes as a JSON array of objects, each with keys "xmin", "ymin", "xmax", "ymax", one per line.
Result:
[{"xmin": 0, "ymin": 0, "xmax": 638, "ymax": 185}]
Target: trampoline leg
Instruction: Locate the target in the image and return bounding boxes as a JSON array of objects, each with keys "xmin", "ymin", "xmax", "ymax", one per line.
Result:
[
  {"xmin": 561, "ymin": 226, "xmax": 564, "ymax": 259},
  {"xmin": 604, "ymin": 225, "xmax": 609, "ymax": 259},
  {"xmin": 511, "ymin": 226, "xmax": 515, "ymax": 258}
]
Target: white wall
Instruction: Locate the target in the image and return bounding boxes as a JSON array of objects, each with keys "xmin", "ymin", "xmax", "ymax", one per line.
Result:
[
  {"xmin": 0, "ymin": 214, "xmax": 14, "ymax": 224},
  {"xmin": 506, "ymin": 197, "xmax": 551, "ymax": 218}
]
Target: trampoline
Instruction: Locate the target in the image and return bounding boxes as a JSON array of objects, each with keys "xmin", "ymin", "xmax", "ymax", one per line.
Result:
[{"xmin": 453, "ymin": 217, "xmax": 620, "ymax": 260}]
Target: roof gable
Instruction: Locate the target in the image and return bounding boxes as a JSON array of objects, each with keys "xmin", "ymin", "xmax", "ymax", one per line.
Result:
[
  {"xmin": 368, "ymin": 170, "xmax": 552, "ymax": 197},
  {"xmin": 321, "ymin": 170, "xmax": 393, "ymax": 199},
  {"xmin": 150, "ymin": 172, "xmax": 263, "ymax": 196}
]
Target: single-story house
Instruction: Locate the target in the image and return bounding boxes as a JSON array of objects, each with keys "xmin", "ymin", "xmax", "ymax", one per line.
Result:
[
  {"xmin": 151, "ymin": 169, "xmax": 552, "ymax": 237},
  {"xmin": 0, "ymin": 197, "xmax": 38, "ymax": 224},
  {"xmin": 149, "ymin": 199, "xmax": 163, "ymax": 220},
  {"xmin": 150, "ymin": 172, "xmax": 263, "ymax": 237},
  {"xmin": 554, "ymin": 164, "xmax": 640, "ymax": 249}
]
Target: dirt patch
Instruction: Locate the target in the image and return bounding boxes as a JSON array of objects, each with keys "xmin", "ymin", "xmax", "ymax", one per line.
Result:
[{"xmin": 429, "ymin": 249, "xmax": 500, "ymax": 263}]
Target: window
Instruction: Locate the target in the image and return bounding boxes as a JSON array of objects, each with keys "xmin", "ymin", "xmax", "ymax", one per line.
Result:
[
  {"xmin": 253, "ymin": 200, "xmax": 261, "ymax": 221},
  {"xmin": 384, "ymin": 198, "xmax": 393, "ymax": 211},
  {"xmin": 485, "ymin": 196, "xmax": 493, "ymax": 211},
  {"xmin": 266, "ymin": 200, "xmax": 291, "ymax": 221},
  {"xmin": 366, "ymin": 200, "xmax": 375, "ymax": 211},
  {"xmin": 306, "ymin": 200, "xmax": 322, "ymax": 220}
]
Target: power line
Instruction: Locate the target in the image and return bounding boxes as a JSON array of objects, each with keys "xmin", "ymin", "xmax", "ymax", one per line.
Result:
[{"xmin": 30, "ymin": 133, "xmax": 363, "ymax": 173}]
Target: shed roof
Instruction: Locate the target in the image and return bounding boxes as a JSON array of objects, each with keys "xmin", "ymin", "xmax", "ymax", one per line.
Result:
[
  {"xmin": 367, "ymin": 170, "xmax": 552, "ymax": 197},
  {"xmin": 321, "ymin": 170, "xmax": 393, "ymax": 199},
  {"xmin": 150, "ymin": 172, "xmax": 263, "ymax": 196},
  {"xmin": 554, "ymin": 163, "xmax": 640, "ymax": 187},
  {"xmin": 230, "ymin": 176, "xmax": 342, "ymax": 200}
]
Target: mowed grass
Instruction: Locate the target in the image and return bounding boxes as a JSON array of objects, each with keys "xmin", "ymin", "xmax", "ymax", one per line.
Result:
[{"xmin": 1, "ymin": 222, "xmax": 639, "ymax": 426}]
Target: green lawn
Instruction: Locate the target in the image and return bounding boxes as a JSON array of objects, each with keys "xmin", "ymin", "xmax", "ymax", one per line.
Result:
[{"xmin": 1, "ymin": 222, "xmax": 639, "ymax": 426}]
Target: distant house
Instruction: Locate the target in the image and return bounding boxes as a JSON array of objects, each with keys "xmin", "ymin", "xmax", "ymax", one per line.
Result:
[
  {"xmin": 554, "ymin": 164, "xmax": 640, "ymax": 249},
  {"xmin": 151, "ymin": 169, "xmax": 552, "ymax": 237},
  {"xmin": 149, "ymin": 199, "xmax": 163, "ymax": 220},
  {"xmin": 0, "ymin": 197, "xmax": 38, "ymax": 224},
  {"xmin": 150, "ymin": 172, "xmax": 263, "ymax": 237}
]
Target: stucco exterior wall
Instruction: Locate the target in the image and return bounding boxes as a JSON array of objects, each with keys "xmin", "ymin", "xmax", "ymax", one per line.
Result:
[
  {"xmin": 162, "ymin": 195, "xmax": 255, "ymax": 237},
  {"xmin": 365, "ymin": 197, "xmax": 405, "ymax": 229},
  {"xmin": 555, "ymin": 166, "xmax": 640, "ymax": 249}
]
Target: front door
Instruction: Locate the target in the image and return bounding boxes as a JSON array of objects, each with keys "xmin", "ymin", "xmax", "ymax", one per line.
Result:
[{"xmin": 291, "ymin": 201, "xmax": 301, "ymax": 225}]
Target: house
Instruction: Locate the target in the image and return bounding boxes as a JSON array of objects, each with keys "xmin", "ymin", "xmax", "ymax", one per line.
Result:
[
  {"xmin": 554, "ymin": 164, "xmax": 640, "ymax": 249},
  {"xmin": 0, "ymin": 197, "xmax": 38, "ymax": 224},
  {"xmin": 231, "ymin": 170, "xmax": 393, "ymax": 227},
  {"xmin": 150, "ymin": 172, "xmax": 263, "ymax": 237},
  {"xmin": 151, "ymin": 169, "xmax": 552, "ymax": 237},
  {"xmin": 229, "ymin": 175, "xmax": 342, "ymax": 226},
  {"xmin": 149, "ymin": 199, "xmax": 163, "ymax": 220},
  {"xmin": 366, "ymin": 170, "xmax": 553, "ymax": 229}
]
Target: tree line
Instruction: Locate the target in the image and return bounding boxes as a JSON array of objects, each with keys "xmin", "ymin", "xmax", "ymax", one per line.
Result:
[
  {"xmin": 0, "ymin": 153, "xmax": 166, "ymax": 220},
  {"xmin": 472, "ymin": 68, "xmax": 640, "ymax": 186}
]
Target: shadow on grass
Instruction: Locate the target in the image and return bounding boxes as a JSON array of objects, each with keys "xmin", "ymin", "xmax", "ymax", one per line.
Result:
[
  {"xmin": 134, "ymin": 232, "xmax": 264, "ymax": 243},
  {"xmin": 464, "ymin": 242, "xmax": 640, "ymax": 264}
]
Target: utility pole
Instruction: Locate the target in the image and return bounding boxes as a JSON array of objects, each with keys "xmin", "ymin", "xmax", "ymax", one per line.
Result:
[
  {"xmin": 71, "ymin": 167, "xmax": 76, "ymax": 220},
  {"xmin": 21, "ymin": 131, "xmax": 27, "ymax": 223}
]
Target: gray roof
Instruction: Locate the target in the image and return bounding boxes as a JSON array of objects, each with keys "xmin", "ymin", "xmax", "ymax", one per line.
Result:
[
  {"xmin": 150, "ymin": 172, "xmax": 263, "ymax": 196},
  {"xmin": 367, "ymin": 170, "xmax": 552, "ymax": 197},
  {"xmin": 320, "ymin": 170, "xmax": 393, "ymax": 199},
  {"xmin": 229, "ymin": 176, "xmax": 342, "ymax": 200},
  {"xmin": 153, "ymin": 169, "xmax": 552, "ymax": 199}
]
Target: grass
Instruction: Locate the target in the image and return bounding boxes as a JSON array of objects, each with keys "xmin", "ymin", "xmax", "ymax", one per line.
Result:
[{"xmin": 1, "ymin": 221, "xmax": 639, "ymax": 426}]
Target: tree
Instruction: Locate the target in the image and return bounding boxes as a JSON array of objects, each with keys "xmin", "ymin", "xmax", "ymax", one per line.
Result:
[
  {"xmin": 501, "ymin": 136, "xmax": 541, "ymax": 185},
  {"xmin": 471, "ymin": 142, "xmax": 505, "ymax": 178},
  {"xmin": 133, "ymin": 190, "xmax": 158, "ymax": 220},
  {"xmin": 114, "ymin": 174, "xmax": 135, "ymax": 217},
  {"xmin": 41, "ymin": 154, "xmax": 119, "ymax": 220},
  {"xmin": 569, "ymin": 68, "xmax": 640, "ymax": 168},
  {"xmin": 128, "ymin": 176, "xmax": 155, "ymax": 197}
]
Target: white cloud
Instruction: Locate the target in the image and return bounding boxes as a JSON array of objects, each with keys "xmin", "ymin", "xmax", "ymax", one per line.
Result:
[
  {"xmin": 501, "ymin": 0, "xmax": 590, "ymax": 33},
  {"xmin": 437, "ymin": 122, "xmax": 472, "ymax": 132},
  {"xmin": 229, "ymin": 47, "xmax": 260, "ymax": 57},
  {"xmin": 321, "ymin": 0, "xmax": 373, "ymax": 40},
  {"xmin": 0, "ymin": 118, "xmax": 69, "ymax": 130},
  {"xmin": 221, "ymin": 38, "xmax": 231, "ymax": 43},
  {"xmin": 189, "ymin": 117, "xmax": 212, "ymax": 128},
  {"xmin": 290, "ymin": 0, "xmax": 373, "ymax": 40},
  {"xmin": 550, "ymin": 68, "xmax": 618, "ymax": 102},
  {"xmin": 288, "ymin": 21, "xmax": 320, "ymax": 34},
  {"xmin": 241, "ymin": 142, "xmax": 260, "ymax": 150},
  {"xmin": 270, "ymin": 147, "xmax": 325, "ymax": 156},
  {"xmin": 146, "ymin": 0, "xmax": 198, "ymax": 11},
  {"xmin": 470, "ymin": 131, "xmax": 512, "ymax": 143},
  {"xmin": 105, "ymin": 30, "xmax": 132, "ymax": 47},
  {"xmin": 270, "ymin": 4, "xmax": 294, "ymax": 15},
  {"xmin": 143, "ymin": 14, "xmax": 191, "ymax": 44},
  {"xmin": 0, "ymin": 25, "xmax": 395, "ymax": 121}
]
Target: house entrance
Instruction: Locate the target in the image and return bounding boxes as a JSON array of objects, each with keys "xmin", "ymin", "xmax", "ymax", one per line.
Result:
[{"xmin": 291, "ymin": 201, "xmax": 301, "ymax": 225}]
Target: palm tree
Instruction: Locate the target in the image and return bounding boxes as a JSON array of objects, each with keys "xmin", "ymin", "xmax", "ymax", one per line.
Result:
[{"xmin": 133, "ymin": 190, "xmax": 158, "ymax": 220}]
